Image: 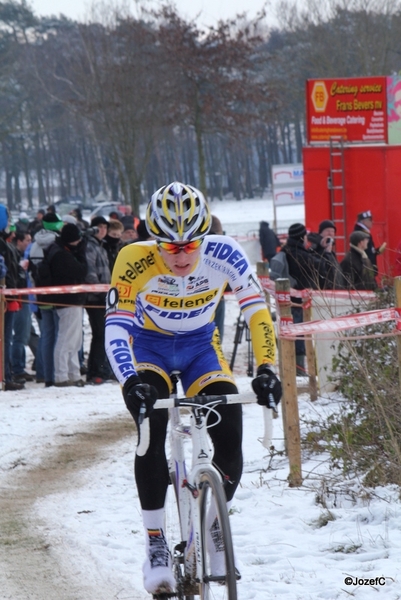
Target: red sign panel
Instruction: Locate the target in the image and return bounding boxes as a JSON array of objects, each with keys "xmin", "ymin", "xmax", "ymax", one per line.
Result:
[{"xmin": 306, "ymin": 77, "xmax": 388, "ymax": 144}]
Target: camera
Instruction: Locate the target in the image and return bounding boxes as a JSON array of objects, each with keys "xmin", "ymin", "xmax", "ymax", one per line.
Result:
[{"xmin": 85, "ymin": 226, "xmax": 99, "ymax": 236}]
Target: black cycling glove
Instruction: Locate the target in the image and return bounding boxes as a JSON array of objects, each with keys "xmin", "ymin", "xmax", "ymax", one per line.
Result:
[
  {"xmin": 252, "ymin": 365, "xmax": 282, "ymax": 409},
  {"xmin": 123, "ymin": 375, "xmax": 158, "ymax": 422}
]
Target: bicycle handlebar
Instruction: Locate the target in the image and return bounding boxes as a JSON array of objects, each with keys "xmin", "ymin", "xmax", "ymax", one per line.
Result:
[
  {"xmin": 136, "ymin": 392, "xmax": 273, "ymax": 454},
  {"xmin": 154, "ymin": 391, "xmax": 258, "ymax": 410}
]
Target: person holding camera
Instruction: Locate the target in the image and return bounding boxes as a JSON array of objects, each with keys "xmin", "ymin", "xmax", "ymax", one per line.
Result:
[
  {"xmin": 84, "ymin": 216, "xmax": 112, "ymax": 384},
  {"xmin": 307, "ymin": 219, "xmax": 344, "ymax": 289}
]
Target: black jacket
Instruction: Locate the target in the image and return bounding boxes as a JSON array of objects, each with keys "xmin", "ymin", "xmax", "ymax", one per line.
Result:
[
  {"xmin": 47, "ymin": 237, "xmax": 88, "ymax": 307},
  {"xmin": 259, "ymin": 221, "xmax": 281, "ymax": 262},
  {"xmin": 353, "ymin": 223, "xmax": 377, "ymax": 272},
  {"xmin": 0, "ymin": 233, "xmax": 19, "ymax": 290},
  {"xmin": 340, "ymin": 246, "xmax": 377, "ymax": 291},
  {"xmin": 307, "ymin": 232, "xmax": 344, "ymax": 289},
  {"xmin": 283, "ymin": 237, "xmax": 327, "ymax": 291}
]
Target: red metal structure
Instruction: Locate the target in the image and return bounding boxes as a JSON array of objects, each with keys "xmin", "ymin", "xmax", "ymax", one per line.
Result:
[{"xmin": 303, "ymin": 143, "xmax": 401, "ymax": 278}]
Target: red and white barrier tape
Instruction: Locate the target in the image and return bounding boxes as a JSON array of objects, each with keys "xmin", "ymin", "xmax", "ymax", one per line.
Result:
[
  {"xmin": 258, "ymin": 275, "xmax": 376, "ymax": 301},
  {"xmin": 0, "ymin": 283, "xmax": 110, "ymax": 296},
  {"xmin": 279, "ymin": 307, "xmax": 401, "ymax": 338}
]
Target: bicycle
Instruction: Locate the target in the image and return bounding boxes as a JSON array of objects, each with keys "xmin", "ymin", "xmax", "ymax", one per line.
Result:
[{"xmin": 137, "ymin": 371, "xmax": 273, "ymax": 600}]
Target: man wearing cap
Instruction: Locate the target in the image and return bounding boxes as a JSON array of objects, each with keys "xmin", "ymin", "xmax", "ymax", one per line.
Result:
[
  {"xmin": 341, "ymin": 231, "xmax": 377, "ymax": 290},
  {"xmin": 307, "ymin": 219, "xmax": 344, "ymax": 289},
  {"xmin": 84, "ymin": 216, "xmax": 112, "ymax": 384},
  {"xmin": 46, "ymin": 224, "xmax": 87, "ymax": 386},
  {"xmin": 353, "ymin": 210, "xmax": 386, "ymax": 275}
]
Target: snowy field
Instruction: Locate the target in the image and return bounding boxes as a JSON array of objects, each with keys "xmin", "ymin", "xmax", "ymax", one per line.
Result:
[{"xmin": 0, "ymin": 197, "xmax": 400, "ymax": 599}]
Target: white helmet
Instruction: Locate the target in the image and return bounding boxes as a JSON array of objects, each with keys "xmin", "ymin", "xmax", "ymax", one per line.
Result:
[{"xmin": 146, "ymin": 181, "xmax": 211, "ymax": 242}]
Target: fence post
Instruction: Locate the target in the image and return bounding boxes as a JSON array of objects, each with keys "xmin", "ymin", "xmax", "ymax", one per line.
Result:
[
  {"xmin": 275, "ymin": 278, "xmax": 302, "ymax": 487},
  {"xmin": 303, "ymin": 300, "xmax": 318, "ymax": 401},
  {"xmin": 394, "ymin": 277, "xmax": 401, "ymax": 393}
]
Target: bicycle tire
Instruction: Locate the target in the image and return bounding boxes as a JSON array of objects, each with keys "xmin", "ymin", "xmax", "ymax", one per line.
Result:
[
  {"xmin": 167, "ymin": 471, "xmax": 195, "ymax": 600},
  {"xmin": 199, "ymin": 469, "xmax": 237, "ymax": 600}
]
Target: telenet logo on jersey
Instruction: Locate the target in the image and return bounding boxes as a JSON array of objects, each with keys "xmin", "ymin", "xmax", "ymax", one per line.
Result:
[
  {"xmin": 116, "ymin": 283, "xmax": 131, "ymax": 298},
  {"xmin": 145, "ymin": 289, "xmax": 218, "ymax": 308}
]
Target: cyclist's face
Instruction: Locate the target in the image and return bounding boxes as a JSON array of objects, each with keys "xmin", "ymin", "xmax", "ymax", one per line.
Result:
[{"xmin": 159, "ymin": 243, "xmax": 201, "ymax": 276}]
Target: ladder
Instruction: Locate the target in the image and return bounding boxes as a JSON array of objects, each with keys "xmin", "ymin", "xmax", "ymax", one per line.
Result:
[{"xmin": 328, "ymin": 137, "xmax": 347, "ymax": 259}]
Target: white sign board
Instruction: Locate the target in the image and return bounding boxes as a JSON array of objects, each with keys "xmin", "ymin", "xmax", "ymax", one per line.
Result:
[{"xmin": 272, "ymin": 163, "xmax": 304, "ymax": 206}]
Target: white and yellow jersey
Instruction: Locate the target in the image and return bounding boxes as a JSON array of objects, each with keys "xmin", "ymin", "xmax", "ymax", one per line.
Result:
[{"xmin": 105, "ymin": 235, "xmax": 275, "ymax": 384}]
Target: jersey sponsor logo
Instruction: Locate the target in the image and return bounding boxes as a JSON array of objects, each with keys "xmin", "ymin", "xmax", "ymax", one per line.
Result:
[
  {"xmin": 204, "ymin": 241, "xmax": 248, "ymax": 275},
  {"xmin": 118, "ymin": 251, "xmax": 156, "ymax": 283},
  {"xmin": 259, "ymin": 319, "xmax": 276, "ymax": 362},
  {"xmin": 116, "ymin": 282, "xmax": 131, "ymax": 298},
  {"xmin": 109, "ymin": 338, "xmax": 136, "ymax": 377},
  {"xmin": 157, "ymin": 276, "xmax": 180, "ymax": 295},
  {"xmin": 145, "ymin": 289, "xmax": 218, "ymax": 310},
  {"xmin": 187, "ymin": 275, "xmax": 209, "ymax": 293},
  {"xmin": 145, "ymin": 302, "xmax": 214, "ymax": 320},
  {"xmin": 204, "ymin": 258, "xmax": 238, "ymax": 279},
  {"xmin": 199, "ymin": 373, "xmax": 232, "ymax": 386}
]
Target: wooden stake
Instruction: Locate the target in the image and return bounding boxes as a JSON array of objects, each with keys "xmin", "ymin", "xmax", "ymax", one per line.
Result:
[{"xmin": 275, "ymin": 279, "xmax": 302, "ymax": 486}]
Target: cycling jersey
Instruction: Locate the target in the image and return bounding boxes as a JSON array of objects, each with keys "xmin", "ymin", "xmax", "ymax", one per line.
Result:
[{"xmin": 105, "ymin": 235, "xmax": 276, "ymax": 386}]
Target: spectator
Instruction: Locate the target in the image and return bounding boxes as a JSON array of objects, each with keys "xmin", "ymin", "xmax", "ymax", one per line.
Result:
[
  {"xmin": 84, "ymin": 216, "xmax": 112, "ymax": 384},
  {"xmin": 70, "ymin": 208, "xmax": 89, "ymax": 230},
  {"xmin": 28, "ymin": 213, "xmax": 64, "ymax": 387},
  {"xmin": 108, "ymin": 210, "xmax": 121, "ymax": 221},
  {"xmin": 259, "ymin": 220, "xmax": 281, "ymax": 262},
  {"xmin": 47, "ymin": 224, "xmax": 87, "ymax": 387},
  {"xmin": 0, "ymin": 207, "xmax": 25, "ymax": 390},
  {"xmin": 340, "ymin": 231, "xmax": 377, "ymax": 291},
  {"xmin": 353, "ymin": 210, "xmax": 386, "ymax": 275},
  {"xmin": 46, "ymin": 204, "xmax": 57, "ymax": 215},
  {"xmin": 122, "ymin": 223, "xmax": 139, "ymax": 245},
  {"xmin": 28, "ymin": 209, "xmax": 45, "ymax": 236},
  {"xmin": 11, "ymin": 231, "xmax": 34, "ymax": 383},
  {"xmin": 277, "ymin": 222, "xmax": 328, "ymax": 375},
  {"xmin": 104, "ymin": 219, "xmax": 124, "ymax": 270},
  {"xmin": 307, "ymin": 219, "xmax": 344, "ymax": 289},
  {"xmin": 15, "ymin": 212, "xmax": 30, "ymax": 233},
  {"xmin": 62, "ymin": 214, "xmax": 78, "ymax": 226}
]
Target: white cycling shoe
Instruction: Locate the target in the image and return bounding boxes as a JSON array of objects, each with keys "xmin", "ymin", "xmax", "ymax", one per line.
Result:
[{"xmin": 143, "ymin": 528, "xmax": 176, "ymax": 594}]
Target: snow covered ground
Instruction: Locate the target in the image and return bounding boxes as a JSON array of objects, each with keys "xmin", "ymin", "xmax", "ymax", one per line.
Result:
[{"xmin": 0, "ymin": 197, "xmax": 400, "ymax": 599}]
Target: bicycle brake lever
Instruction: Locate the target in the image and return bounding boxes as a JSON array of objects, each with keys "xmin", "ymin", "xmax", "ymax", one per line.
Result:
[{"xmin": 138, "ymin": 402, "xmax": 146, "ymax": 425}]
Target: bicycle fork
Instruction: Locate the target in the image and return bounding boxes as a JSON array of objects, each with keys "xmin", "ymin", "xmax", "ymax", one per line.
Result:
[{"xmin": 169, "ymin": 402, "xmax": 217, "ymax": 588}]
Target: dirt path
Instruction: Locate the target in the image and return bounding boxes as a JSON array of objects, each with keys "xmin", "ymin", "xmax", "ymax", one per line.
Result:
[{"xmin": 0, "ymin": 414, "xmax": 145, "ymax": 600}]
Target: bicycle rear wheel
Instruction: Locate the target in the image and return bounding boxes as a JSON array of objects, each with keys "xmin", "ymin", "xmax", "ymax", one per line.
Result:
[{"xmin": 199, "ymin": 469, "xmax": 238, "ymax": 600}]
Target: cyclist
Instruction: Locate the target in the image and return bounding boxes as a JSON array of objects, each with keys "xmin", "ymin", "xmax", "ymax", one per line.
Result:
[{"xmin": 105, "ymin": 182, "xmax": 282, "ymax": 595}]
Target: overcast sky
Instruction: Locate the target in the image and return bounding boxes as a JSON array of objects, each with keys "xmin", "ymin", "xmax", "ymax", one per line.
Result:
[{"xmin": 27, "ymin": 0, "xmax": 282, "ymax": 28}]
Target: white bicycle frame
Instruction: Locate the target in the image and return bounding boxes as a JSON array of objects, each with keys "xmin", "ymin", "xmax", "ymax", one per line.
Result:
[{"xmin": 137, "ymin": 388, "xmax": 273, "ymax": 590}]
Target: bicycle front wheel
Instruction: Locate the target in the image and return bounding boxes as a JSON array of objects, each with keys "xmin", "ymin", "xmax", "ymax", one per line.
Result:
[{"xmin": 199, "ymin": 469, "xmax": 238, "ymax": 600}]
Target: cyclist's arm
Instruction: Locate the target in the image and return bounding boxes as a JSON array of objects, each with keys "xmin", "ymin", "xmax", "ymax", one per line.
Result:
[
  {"xmin": 104, "ymin": 244, "xmax": 148, "ymax": 385},
  {"xmin": 225, "ymin": 240, "xmax": 276, "ymax": 367}
]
